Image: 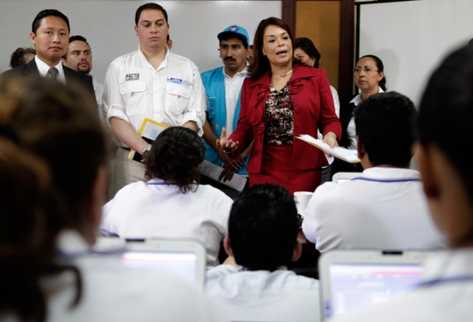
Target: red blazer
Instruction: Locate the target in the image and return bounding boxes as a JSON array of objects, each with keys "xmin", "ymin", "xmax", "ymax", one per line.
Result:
[{"xmin": 230, "ymin": 64, "xmax": 341, "ymax": 174}]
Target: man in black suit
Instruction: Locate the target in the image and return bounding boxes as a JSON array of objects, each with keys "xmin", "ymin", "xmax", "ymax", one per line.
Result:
[{"xmin": 3, "ymin": 9, "xmax": 94, "ymax": 97}]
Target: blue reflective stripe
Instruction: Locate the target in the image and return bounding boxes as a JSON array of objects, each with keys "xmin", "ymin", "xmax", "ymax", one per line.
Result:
[
  {"xmin": 351, "ymin": 177, "xmax": 420, "ymax": 183},
  {"xmin": 146, "ymin": 179, "xmax": 168, "ymax": 186},
  {"xmin": 416, "ymin": 275, "xmax": 473, "ymax": 288},
  {"xmin": 147, "ymin": 182, "xmax": 168, "ymax": 186}
]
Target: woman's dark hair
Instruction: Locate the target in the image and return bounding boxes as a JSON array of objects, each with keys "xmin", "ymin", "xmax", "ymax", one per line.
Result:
[
  {"xmin": 0, "ymin": 139, "xmax": 82, "ymax": 322},
  {"xmin": 0, "ymin": 76, "xmax": 109, "ymax": 243},
  {"xmin": 294, "ymin": 37, "xmax": 321, "ymax": 68},
  {"xmin": 250, "ymin": 17, "xmax": 295, "ymax": 79},
  {"xmin": 9, "ymin": 47, "xmax": 36, "ymax": 68},
  {"xmin": 358, "ymin": 54, "xmax": 387, "ymax": 90},
  {"xmin": 145, "ymin": 126, "xmax": 204, "ymax": 193}
]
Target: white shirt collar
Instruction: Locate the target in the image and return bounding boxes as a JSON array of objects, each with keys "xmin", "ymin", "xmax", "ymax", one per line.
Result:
[
  {"xmin": 34, "ymin": 55, "xmax": 65, "ymax": 82},
  {"xmin": 360, "ymin": 167, "xmax": 421, "ymax": 180},
  {"xmin": 350, "ymin": 87, "xmax": 385, "ymax": 106},
  {"xmin": 223, "ymin": 67, "xmax": 248, "ymax": 79},
  {"xmin": 138, "ymin": 47, "xmax": 170, "ymax": 71},
  {"xmin": 422, "ymin": 249, "xmax": 473, "ymax": 281},
  {"xmin": 56, "ymin": 230, "xmax": 90, "ymax": 256}
]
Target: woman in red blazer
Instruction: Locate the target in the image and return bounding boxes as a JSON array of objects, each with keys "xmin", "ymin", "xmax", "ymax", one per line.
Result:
[{"xmin": 218, "ymin": 17, "xmax": 341, "ymax": 194}]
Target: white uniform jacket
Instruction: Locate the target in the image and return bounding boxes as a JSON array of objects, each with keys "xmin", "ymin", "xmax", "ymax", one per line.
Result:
[
  {"xmin": 101, "ymin": 179, "xmax": 232, "ymax": 265},
  {"xmin": 103, "ymin": 49, "xmax": 206, "ymax": 135},
  {"xmin": 302, "ymin": 167, "xmax": 445, "ymax": 252},
  {"xmin": 329, "ymin": 249, "xmax": 473, "ymax": 322},
  {"xmin": 206, "ymin": 264, "xmax": 321, "ymax": 322}
]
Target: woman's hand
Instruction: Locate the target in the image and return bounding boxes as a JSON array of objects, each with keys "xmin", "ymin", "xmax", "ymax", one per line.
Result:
[
  {"xmin": 216, "ymin": 128, "xmax": 242, "ymax": 180},
  {"xmin": 216, "ymin": 128, "xmax": 239, "ymax": 154},
  {"xmin": 323, "ymin": 131, "xmax": 338, "ymax": 148}
]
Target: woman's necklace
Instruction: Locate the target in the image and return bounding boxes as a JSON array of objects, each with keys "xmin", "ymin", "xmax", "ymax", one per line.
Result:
[{"xmin": 276, "ymin": 69, "xmax": 293, "ymax": 78}]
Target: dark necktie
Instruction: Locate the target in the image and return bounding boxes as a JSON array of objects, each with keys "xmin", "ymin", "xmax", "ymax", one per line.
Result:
[{"xmin": 46, "ymin": 67, "xmax": 59, "ymax": 80}]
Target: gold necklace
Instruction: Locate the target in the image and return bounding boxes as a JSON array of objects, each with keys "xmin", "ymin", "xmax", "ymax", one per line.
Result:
[{"xmin": 275, "ymin": 69, "xmax": 293, "ymax": 78}]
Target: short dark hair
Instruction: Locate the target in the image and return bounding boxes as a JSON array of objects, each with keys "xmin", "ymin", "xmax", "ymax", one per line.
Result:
[
  {"xmin": 250, "ymin": 17, "xmax": 294, "ymax": 79},
  {"xmin": 355, "ymin": 91, "xmax": 416, "ymax": 168},
  {"xmin": 145, "ymin": 127, "xmax": 204, "ymax": 193},
  {"xmin": 358, "ymin": 54, "xmax": 387, "ymax": 91},
  {"xmin": 135, "ymin": 2, "xmax": 168, "ymax": 25},
  {"xmin": 69, "ymin": 35, "xmax": 88, "ymax": 45},
  {"xmin": 294, "ymin": 37, "xmax": 321, "ymax": 68},
  {"xmin": 9, "ymin": 47, "xmax": 36, "ymax": 68},
  {"xmin": 418, "ymin": 45, "xmax": 473, "ymax": 200},
  {"xmin": 32, "ymin": 9, "xmax": 70, "ymax": 33},
  {"xmin": 228, "ymin": 184, "xmax": 299, "ymax": 271}
]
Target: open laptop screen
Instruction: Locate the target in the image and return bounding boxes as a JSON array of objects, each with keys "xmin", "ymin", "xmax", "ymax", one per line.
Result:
[
  {"xmin": 325, "ymin": 263, "xmax": 423, "ymax": 318},
  {"xmin": 319, "ymin": 250, "xmax": 431, "ymax": 321},
  {"xmin": 121, "ymin": 251, "xmax": 198, "ymax": 284}
]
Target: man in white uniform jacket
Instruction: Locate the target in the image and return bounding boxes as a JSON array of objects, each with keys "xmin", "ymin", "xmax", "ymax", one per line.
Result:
[
  {"xmin": 206, "ymin": 184, "xmax": 320, "ymax": 322},
  {"xmin": 329, "ymin": 44, "xmax": 473, "ymax": 322},
  {"xmin": 302, "ymin": 91, "xmax": 444, "ymax": 252},
  {"xmin": 103, "ymin": 2, "xmax": 206, "ymax": 193}
]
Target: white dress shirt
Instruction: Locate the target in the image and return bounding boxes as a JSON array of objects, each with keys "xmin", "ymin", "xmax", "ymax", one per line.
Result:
[
  {"xmin": 35, "ymin": 55, "xmax": 66, "ymax": 82},
  {"xmin": 206, "ymin": 264, "xmax": 320, "ymax": 322},
  {"xmin": 224, "ymin": 68, "xmax": 247, "ymax": 133},
  {"xmin": 330, "ymin": 85, "xmax": 340, "ymax": 117},
  {"xmin": 329, "ymin": 249, "xmax": 473, "ymax": 322},
  {"xmin": 103, "ymin": 49, "xmax": 206, "ymax": 135},
  {"xmin": 101, "ymin": 179, "xmax": 232, "ymax": 265},
  {"xmin": 93, "ymin": 79, "xmax": 104, "ymax": 107},
  {"xmin": 302, "ymin": 167, "xmax": 445, "ymax": 252}
]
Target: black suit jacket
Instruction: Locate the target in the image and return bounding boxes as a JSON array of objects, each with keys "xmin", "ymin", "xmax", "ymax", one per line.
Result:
[{"xmin": 2, "ymin": 59, "xmax": 96, "ymax": 99}]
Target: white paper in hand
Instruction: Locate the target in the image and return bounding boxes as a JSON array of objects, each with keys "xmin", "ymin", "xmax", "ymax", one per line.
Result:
[{"xmin": 296, "ymin": 134, "xmax": 360, "ymax": 163}]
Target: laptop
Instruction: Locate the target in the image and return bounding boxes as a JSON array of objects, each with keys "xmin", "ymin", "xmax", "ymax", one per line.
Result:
[
  {"xmin": 318, "ymin": 250, "xmax": 430, "ymax": 321},
  {"xmin": 93, "ymin": 238, "xmax": 206, "ymax": 288}
]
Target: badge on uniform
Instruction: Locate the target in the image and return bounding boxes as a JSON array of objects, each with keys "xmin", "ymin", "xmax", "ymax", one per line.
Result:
[
  {"xmin": 126, "ymin": 73, "xmax": 140, "ymax": 81},
  {"xmin": 167, "ymin": 76, "xmax": 184, "ymax": 84}
]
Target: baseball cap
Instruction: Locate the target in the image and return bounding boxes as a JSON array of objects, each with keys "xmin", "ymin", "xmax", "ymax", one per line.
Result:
[{"xmin": 217, "ymin": 25, "xmax": 249, "ymax": 48}]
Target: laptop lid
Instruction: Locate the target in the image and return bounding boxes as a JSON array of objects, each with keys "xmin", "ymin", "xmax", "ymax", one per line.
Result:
[
  {"xmin": 318, "ymin": 250, "xmax": 430, "ymax": 321},
  {"xmin": 94, "ymin": 238, "xmax": 206, "ymax": 289}
]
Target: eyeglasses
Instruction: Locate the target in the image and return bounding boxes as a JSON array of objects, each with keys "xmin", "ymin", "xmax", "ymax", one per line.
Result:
[{"xmin": 354, "ymin": 66, "xmax": 378, "ymax": 73}]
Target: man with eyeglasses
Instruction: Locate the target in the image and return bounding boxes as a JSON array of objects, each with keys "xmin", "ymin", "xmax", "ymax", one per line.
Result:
[
  {"xmin": 3, "ymin": 9, "xmax": 94, "ymax": 96},
  {"xmin": 103, "ymin": 2, "xmax": 206, "ymax": 195},
  {"xmin": 200, "ymin": 25, "xmax": 250, "ymax": 197}
]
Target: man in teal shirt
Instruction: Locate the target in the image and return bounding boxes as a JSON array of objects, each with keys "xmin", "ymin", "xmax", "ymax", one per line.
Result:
[{"xmin": 201, "ymin": 25, "xmax": 250, "ymax": 181}]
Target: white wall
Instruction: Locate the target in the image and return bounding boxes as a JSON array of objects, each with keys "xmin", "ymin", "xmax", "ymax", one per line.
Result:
[
  {"xmin": 0, "ymin": 0, "xmax": 281, "ymax": 82},
  {"xmin": 359, "ymin": 0, "xmax": 473, "ymax": 105}
]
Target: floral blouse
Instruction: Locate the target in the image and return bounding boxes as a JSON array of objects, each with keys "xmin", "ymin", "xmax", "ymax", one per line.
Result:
[{"xmin": 264, "ymin": 85, "xmax": 294, "ymax": 145}]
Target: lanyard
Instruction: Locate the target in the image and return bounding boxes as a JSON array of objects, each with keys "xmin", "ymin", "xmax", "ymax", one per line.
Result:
[
  {"xmin": 351, "ymin": 177, "xmax": 420, "ymax": 183},
  {"xmin": 416, "ymin": 275, "xmax": 473, "ymax": 288}
]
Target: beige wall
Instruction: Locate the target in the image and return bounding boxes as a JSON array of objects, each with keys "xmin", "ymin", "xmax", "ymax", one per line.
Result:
[{"xmin": 296, "ymin": 1, "xmax": 341, "ymax": 88}]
